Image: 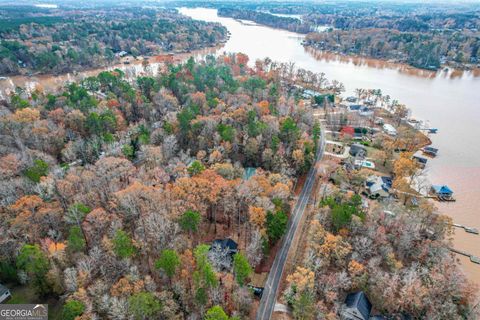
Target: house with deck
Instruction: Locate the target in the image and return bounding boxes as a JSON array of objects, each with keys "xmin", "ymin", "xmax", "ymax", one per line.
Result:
[{"xmin": 365, "ymin": 175, "xmax": 392, "ymax": 199}]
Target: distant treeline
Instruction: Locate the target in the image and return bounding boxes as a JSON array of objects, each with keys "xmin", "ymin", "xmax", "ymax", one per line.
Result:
[
  {"xmin": 304, "ymin": 28, "xmax": 480, "ymax": 70},
  {"xmin": 217, "ymin": 8, "xmax": 313, "ymax": 34},
  {"xmin": 0, "ymin": 7, "xmax": 227, "ymax": 75}
]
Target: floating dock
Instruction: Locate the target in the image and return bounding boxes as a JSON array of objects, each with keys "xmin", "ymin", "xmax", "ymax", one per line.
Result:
[
  {"xmin": 449, "ymin": 248, "xmax": 480, "ymax": 264},
  {"xmin": 453, "ymin": 223, "xmax": 479, "ymax": 235}
]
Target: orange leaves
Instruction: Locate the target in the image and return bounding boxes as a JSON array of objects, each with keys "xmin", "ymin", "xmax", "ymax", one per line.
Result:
[
  {"xmin": 42, "ymin": 238, "xmax": 67, "ymax": 256},
  {"xmin": 393, "ymin": 154, "xmax": 418, "ymax": 178},
  {"xmin": 236, "ymin": 53, "xmax": 249, "ymax": 66},
  {"xmin": 110, "ymin": 277, "xmax": 145, "ymax": 297},
  {"xmin": 248, "ymin": 206, "xmax": 266, "ymax": 230},
  {"xmin": 270, "ymin": 182, "xmax": 290, "ymax": 201},
  {"xmin": 257, "ymin": 100, "xmax": 270, "ymax": 116},
  {"xmin": 10, "ymin": 195, "xmax": 43, "ymax": 213},
  {"xmin": 348, "ymin": 260, "xmax": 365, "ymax": 277},
  {"xmin": 286, "ymin": 266, "xmax": 315, "ymax": 293},
  {"xmin": 310, "ymin": 223, "xmax": 351, "ymax": 267},
  {"xmin": 107, "ymin": 99, "xmax": 121, "ymax": 108},
  {"xmin": 190, "ymin": 91, "xmax": 207, "ymax": 109},
  {"xmin": 11, "ymin": 107, "xmax": 40, "ymax": 123}
]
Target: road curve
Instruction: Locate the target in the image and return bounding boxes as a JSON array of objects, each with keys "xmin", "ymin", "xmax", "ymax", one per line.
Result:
[{"xmin": 256, "ymin": 125, "xmax": 326, "ymax": 320}]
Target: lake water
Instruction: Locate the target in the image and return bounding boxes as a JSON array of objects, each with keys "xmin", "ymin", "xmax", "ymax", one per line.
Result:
[
  {"xmin": 179, "ymin": 7, "xmax": 480, "ymax": 284},
  {"xmin": 0, "ymin": 6, "xmax": 478, "ymax": 285}
]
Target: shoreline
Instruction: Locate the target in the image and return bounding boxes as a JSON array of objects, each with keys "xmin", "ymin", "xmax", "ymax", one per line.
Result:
[
  {"xmin": 304, "ymin": 46, "xmax": 480, "ymax": 79},
  {"xmin": 0, "ymin": 44, "xmax": 225, "ymax": 96}
]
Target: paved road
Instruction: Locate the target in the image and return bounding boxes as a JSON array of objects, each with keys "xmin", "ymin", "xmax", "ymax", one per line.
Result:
[{"xmin": 256, "ymin": 126, "xmax": 326, "ymax": 320}]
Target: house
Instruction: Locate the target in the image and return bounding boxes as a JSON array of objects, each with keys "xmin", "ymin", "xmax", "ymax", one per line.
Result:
[
  {"xmin": 341, "ymin": 126, "xmax": 356, "ymax": 137},
  {"xmin": 115, "ymin": 50, "xmax": 128, "ymax": 57},
  {"xmin": 431, "ymin": 185, "xmax": 454, "ymax": 199},
  {"xmin": 365, "ymin": 175, "xmax": 392, "ymax": 199},
  {"xmin": 0, "ymin": 284, "xmax": 11, "ymax": 303},
  {"xmin": 209, "ymin": 238, "xmax": 239, "ymax": 271},
  {"xmin": 359, "ymin": 107, "xmax": 374, "ymax": 117},
  {"xmin": 346, "ymin": 96, "xmax": 357, "ymax": 103},
  {"xmin": 383, "ymin": 124, "xmax": 397, "ymax": 136},
  {"xmin": 211, "ymin": 238, "xmax": 238, "ymax": 256},
  {"xmin": 421, "ymin": 146, "xmax": 438, "ymax": 157},
  {"xmin": 348, "ymin": 104, "xmax": 362, "ymax": 112},
  {"xmin": 412, "ymin": 155, "xmax": 428, "ymax": 168},
  {"xmin": 341, "ymin": 291, "xmax": 372, "ymax": 320},
  {"xmin": 374, "ymin": 117, "xmax": 384, "ymax": 125},
  {"xmin": 349, "ymin": 144, "xmax": 367, "ymax": 158}
]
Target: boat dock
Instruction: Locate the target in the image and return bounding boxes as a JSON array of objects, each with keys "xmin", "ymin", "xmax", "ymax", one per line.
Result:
[
  {"xmin": 452, "ymin": 223, "xmax": 479, "ymax": 235},
  {"xmin": 449, "ymin": 248, "xmax": 480, "ymax": 264}
]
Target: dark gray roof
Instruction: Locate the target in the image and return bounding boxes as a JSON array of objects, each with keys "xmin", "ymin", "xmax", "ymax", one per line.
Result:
[
  {"xmin": 211, "ymin": 238, "xmax": 238, "ymax": 253},
  {"xmin": 350, "ymin": 144, "xmax": 367, "ymax": 157},
  {"xmin": 0, "ymin": 284, "xmax": 10, "ymax": 295},
  {"xmin": 345, "ymin": 291, "xmax": 372, "ymax": 320}
]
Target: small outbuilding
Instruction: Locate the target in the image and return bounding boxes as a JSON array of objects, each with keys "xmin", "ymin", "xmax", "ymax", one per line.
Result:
[
  {"xmin": 0, "ymin": 284, "xmax": 11, "ymax": 303},
  {"xmin": 341, "ymin": 291, "xmax": 372, "ymax": 320}
]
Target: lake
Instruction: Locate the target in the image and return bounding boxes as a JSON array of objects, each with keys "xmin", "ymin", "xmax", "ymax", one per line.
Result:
[
  {"xmin": 0, "ymin": 6, "xmax": 478, "ymax": 285},
  {"xmin": 179, "ymin": 7, "xmax": 480, "ymax": 284}
]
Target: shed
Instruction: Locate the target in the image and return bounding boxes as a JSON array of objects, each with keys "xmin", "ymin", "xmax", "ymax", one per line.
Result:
[
  {"xmin": 0, "ymin": 284, "xmax": 11, "ymax": 303},
  {"xmin": 341, "ymin": 291, "xmax": 372, "ymax": 320}
]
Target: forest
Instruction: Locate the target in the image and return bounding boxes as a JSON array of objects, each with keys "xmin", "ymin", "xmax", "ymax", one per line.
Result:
[
  {"xmin": 217, "ymin": 8, "xmax": 312, "ymax": 34},
  {"xmin": 178, "ymin": 0, "xmax": 480, "ymax": 70},
  {"xmin": 304, "ymin": 28, "xmax": 480, "ymax": 70},
  {"xmin": 0, "ymin": 6, "xmax": 227, "ymax": 75},
  {"xmin": 0, "ymin": 54, "xmax": 322, "ymax": 319}
]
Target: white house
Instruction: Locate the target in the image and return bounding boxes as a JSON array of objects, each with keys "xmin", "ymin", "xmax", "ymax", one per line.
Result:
[{"xmin": 382, "ymin": 123, "xmax": 397, "ymax": 136}]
